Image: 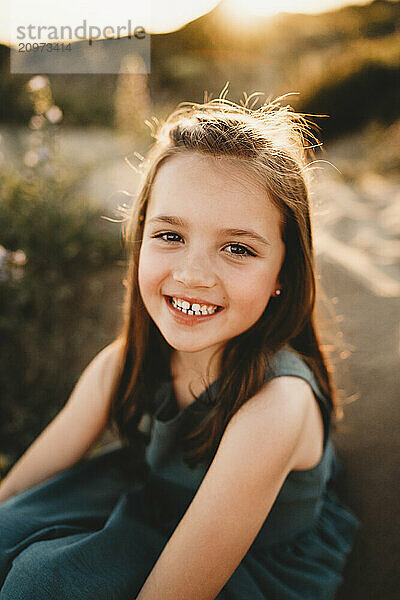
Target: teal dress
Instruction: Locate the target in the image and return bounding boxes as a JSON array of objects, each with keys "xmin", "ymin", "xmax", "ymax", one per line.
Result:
[{"xmin": 0, "ymin": 349, "xmax": 359, "ymax": 599}]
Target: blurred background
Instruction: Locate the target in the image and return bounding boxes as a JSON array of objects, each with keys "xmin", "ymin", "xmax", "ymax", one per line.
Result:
[{"xmin": 0, "ymin": 0, "xmax": 399, "ymax": 598}]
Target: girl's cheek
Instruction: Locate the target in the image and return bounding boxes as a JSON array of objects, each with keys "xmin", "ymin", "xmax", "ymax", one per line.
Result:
[
  {"xmin": 139, "ymin": 247, "xmax": 170, "ymax": 287},
  {"xmin": 138, "ymin": 248, "xmax": 155, "ymax": 292}
]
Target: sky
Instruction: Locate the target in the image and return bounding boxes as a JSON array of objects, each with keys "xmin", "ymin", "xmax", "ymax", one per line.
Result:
[
  {"xmin": 0, "ymin": 0, "xmax": 371, "ymax": 46},
  {"xmin": 225, "ymin": 0, "xmax": 369, "ymax": 18}
]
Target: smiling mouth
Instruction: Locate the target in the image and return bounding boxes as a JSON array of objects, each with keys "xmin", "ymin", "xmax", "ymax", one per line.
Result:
[{"xmin": 166, "ymin": 296, "xmax": 223, "ymax": 316}]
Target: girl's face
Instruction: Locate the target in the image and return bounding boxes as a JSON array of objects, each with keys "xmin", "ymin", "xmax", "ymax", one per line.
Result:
[{"xmin": 138, "ymin": 152, "xmax": 285, "ymax": 362}]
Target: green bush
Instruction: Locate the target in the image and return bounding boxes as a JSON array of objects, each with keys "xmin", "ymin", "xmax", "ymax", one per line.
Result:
[
  {"xmin": 298, "ymin": 60, "xmax": 399, "ymax": 140},
  {"xmin": 0, "ymin": 167, "xmax": 123, "ymax": 468}
]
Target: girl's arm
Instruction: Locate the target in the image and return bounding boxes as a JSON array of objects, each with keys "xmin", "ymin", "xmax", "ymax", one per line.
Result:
[
  {"xmin": 137, "ymin": 376, "xmax": 323, "ymax": 600},
  {"xmin": 0, "ymin": 339, "xmax": 122, "ymax": 504}
]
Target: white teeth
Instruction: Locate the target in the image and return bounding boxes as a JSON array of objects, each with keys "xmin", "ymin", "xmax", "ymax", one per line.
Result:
[{"xmin": 170, "ymin": 297, "xmax": 220, "ymax": 316}]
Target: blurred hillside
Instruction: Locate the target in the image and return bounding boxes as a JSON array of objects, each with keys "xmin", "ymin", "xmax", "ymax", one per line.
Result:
[{"xmin": 0, "ymin": 0, "xmax": 398, "ymax": 140}]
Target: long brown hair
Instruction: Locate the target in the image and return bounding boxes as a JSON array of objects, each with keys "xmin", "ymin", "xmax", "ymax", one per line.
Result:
[{"xmin": 109, "ymin": 95, "xmax": 337, "ymax": 468}]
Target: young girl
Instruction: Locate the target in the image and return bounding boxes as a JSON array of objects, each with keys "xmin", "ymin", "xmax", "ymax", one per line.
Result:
[{"xmin": 0, "ymin": 96, "xmax": 359, "ymax": 599}]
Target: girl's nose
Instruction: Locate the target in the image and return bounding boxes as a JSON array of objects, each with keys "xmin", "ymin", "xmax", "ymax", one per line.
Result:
[{"xmin": 172, "ymin": 257, "xmax": 217, "ymax": 289}]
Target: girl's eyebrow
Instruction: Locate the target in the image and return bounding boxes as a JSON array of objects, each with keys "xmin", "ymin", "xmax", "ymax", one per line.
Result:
[{"xmin": 148, "ymin": 215, "xmax": 271, "ymax": 247}]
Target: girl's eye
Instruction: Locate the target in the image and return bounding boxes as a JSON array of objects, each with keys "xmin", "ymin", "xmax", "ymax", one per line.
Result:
[
  {"xmin": 224, "ymin": 243, "xmax": 256, "ymax": 258},
  {"xmin": 151, "ymin": 234, "xmax": 256, "ymax": 258},
  {"xmin": 152, "ymin": 232, "xmax": 183, "ymax": 243}
]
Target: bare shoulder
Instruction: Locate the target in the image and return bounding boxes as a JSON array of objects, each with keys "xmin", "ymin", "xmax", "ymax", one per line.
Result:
[
  {"xmin": 97, "ymin": 337, "xmax": 124, "ymax": 360},
  {"xmin": 70, "ymin": 338, "xmax": 123, "ymax": 405},
  {"xmin": 82, "ymin": 338, "xmax": 121, "ymax": 365},
  {"xmin": 96, "ymin": 338, "xmax": 123, "ymax": 381},
  {"xmin": 226, "ymin": 375, "xmax": 324, "ymax": 472}
]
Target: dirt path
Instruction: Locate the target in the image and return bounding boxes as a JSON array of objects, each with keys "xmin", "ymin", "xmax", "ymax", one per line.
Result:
[{"xmin": 311, "ymin": 166, "xmax": 399, "ymax": 599}]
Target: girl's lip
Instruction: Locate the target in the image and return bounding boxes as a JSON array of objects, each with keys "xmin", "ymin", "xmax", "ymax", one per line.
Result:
[{"xmin": 164, "ymin": 296, "xmax": 223, "ymax": 325}]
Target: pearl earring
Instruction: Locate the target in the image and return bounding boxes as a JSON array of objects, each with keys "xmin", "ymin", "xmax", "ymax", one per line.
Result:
[{"xmin": 275, "ymin": 289, "xmax": 281, "ymax": 296}]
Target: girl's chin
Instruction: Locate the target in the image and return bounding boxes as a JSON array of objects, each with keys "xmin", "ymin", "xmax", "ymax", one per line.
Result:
[
  {"xmin": 166, "ymin": 340, "xmax": 219, "ymax": 354},
  {"xmin": 161, "ymin": 331, "xmax": 224, "ymax": 354}
]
